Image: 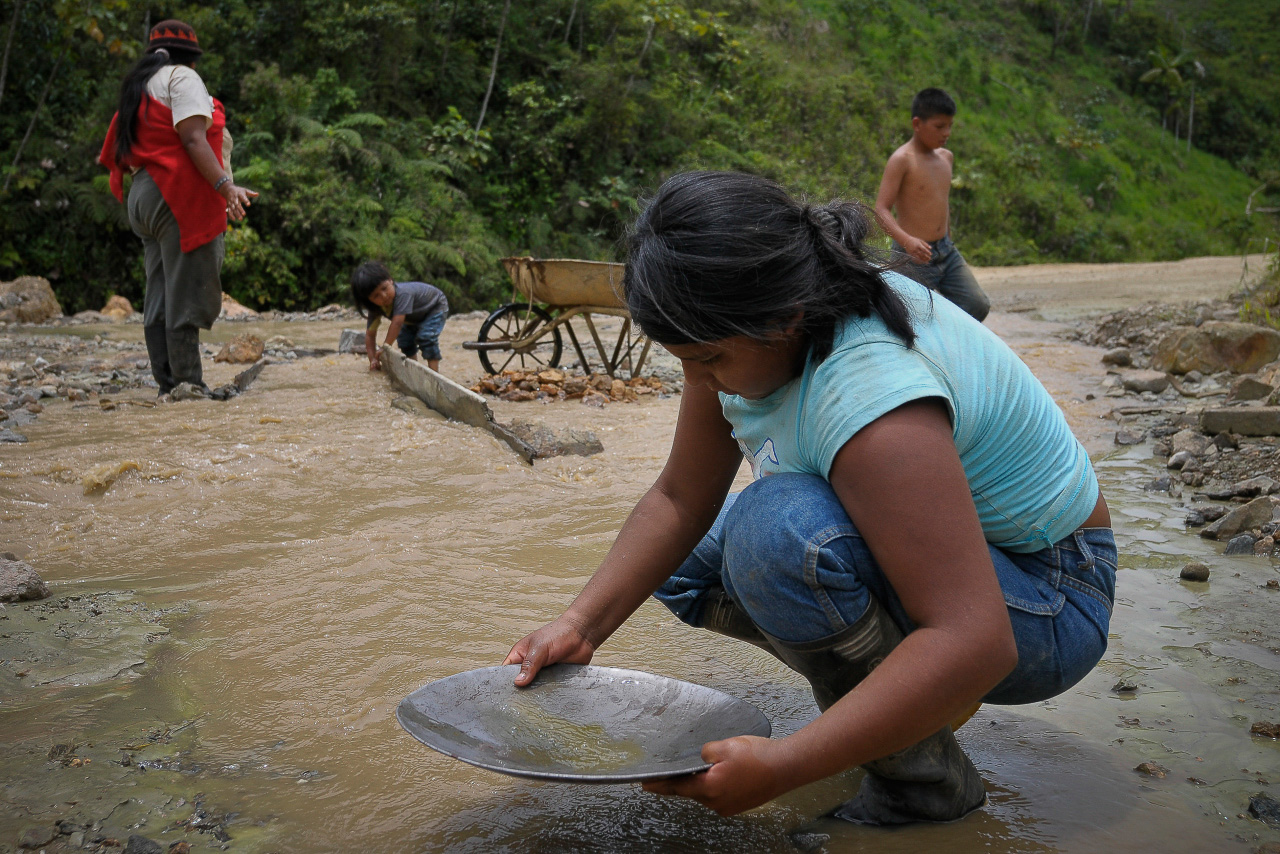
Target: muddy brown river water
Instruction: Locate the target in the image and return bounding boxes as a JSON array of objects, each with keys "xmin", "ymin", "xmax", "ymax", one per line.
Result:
[{"xmin": 3, "ymin": 258, "xmax": 1280, "ymax": 853}]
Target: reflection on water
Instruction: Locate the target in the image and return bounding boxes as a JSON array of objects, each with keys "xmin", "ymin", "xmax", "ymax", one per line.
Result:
[{"xmin": 1, "ymin": 318, "xmax": 1277, "ymax": 852}]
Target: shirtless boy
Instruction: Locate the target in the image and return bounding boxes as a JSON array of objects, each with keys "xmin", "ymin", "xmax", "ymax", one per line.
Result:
[{"xmin": 874, "ymin": 87, "xmax": 990, "ymax": 321}]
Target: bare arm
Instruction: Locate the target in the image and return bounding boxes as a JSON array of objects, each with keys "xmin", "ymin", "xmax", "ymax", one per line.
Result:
[
  {"xmin": 504, "ymin": 380, "xmax": 745, "ymax": 684},
  {"xmin": 382, "ymin": 315, "xmax": 407, "ymax": 349},
  {"xmin": 645, "ymin": 399, "xmax": 1018, "ymax": 814},
  {"xmin": 175, "ymin": 115, "xmax": 257, "ymax": 221},
  {"xmin": 365, "ymin": 322, "xmax": 381, "ymax": 370},
  {"xmin": 874, "ymin": 153, "xmax": 931, "ymax": 263}
]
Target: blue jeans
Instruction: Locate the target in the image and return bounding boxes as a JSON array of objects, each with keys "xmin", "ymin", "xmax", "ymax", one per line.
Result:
[
  {"xmin": 397, "ymin": 310, "xmax": 448, "ymax": 361},
  {"xmin": 892, "ymin": 235, "xmax": 990, "ymax": 322},
  {"xmin": 654, "ymin": 473, "xmax": 1116, "ymax": 705}
]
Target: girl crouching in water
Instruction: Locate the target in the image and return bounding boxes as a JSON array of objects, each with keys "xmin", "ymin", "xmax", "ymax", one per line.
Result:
[{"xmin": 505, "ymin": 171, "xmax": 1116, "ymax": 824}]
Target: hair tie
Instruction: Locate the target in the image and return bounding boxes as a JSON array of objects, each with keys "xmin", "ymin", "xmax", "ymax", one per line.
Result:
[
  {"xmin": 804, "ymin": 206, "xmax": 838, "ymax": 236},
  {"xmin": 153, "ymin": 47, "xmax": 170, "ymax": 59}
]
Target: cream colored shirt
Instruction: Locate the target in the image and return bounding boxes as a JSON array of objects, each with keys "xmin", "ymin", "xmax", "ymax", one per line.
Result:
[{"xmin": 135, "ymin": 64, "xmax": 232, "ymax": 175}]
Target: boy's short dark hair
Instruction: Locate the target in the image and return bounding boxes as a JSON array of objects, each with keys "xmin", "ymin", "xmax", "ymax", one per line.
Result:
[
  {"xmin": 351, "ymin": 260, "xmax": 392, "ymax": 318},
  {"xmin": 911, "ymin": 87, "xmax": 956, "ymax": 120}
]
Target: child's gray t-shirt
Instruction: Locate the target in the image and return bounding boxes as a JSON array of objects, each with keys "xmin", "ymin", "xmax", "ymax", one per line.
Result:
[{"xmin": 368, "ymin": 281, "xmax": 448, "ymax": 328}]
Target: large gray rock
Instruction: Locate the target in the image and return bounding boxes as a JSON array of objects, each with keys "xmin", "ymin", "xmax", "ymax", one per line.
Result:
[
  {"xmin": 0, "ymin": 276, "xmax": 62, "ymax": 323},
  {"xmin": 1229, "ymin": 374, "xmax": 1274, "ymax": 401},
  {"xmin": 1169, "ymin": 428, "xmax": 1213, "ymax": 456},
  {"xmin": 1200, "ymin": 495, "xmax": 1280, "ymax": 541},
  {"xmin": 124, "ymin": 834, "xmax": 165, "ymax": 854},
  {"xmin": 1223, "ymin": 476, "xmax": 1280, "ymax": 499},
  {"xmin": 1223, "ymin": 534, "xmax": 1258, "ymax": 555},
  {"xmin": 1179, "ymin": 563, "xmax": 1211, "ymax": 582},
  {"xmin": 1120, "ymin": 370, "xmax": 1170, "ymax": 393},
  {"xmin": 1201, "ymin": 407, "xmax": 1280, "ymax": 437},
  {"xmin": 0, "ymin": 558, "xmax": 50, "ymax": 601},
  {"xmin": 1101, "ymin": 348, "xmax": 1132, "ymax": 367},
  {"xmin": 506, "ymin": 417, "xmax": 604, "ymax": 459},
  {"xmin": 339, "ymin": 329, "xmax": 366, "ymax": 354},
  {"xmin": 1152, "ymin": 322, "xmax": 1280, "ymax": 375}
]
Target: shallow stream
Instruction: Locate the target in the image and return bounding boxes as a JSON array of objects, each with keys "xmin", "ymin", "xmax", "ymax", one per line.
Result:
[{"xmin": 2, "ymin": 315, "xmax": 1278, "ymax": 853}]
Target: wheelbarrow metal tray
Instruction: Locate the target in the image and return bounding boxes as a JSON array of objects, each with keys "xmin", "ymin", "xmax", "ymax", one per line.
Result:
[{"xmin": 501, "ymin": 257, "xmax": 626, "ymax": 310}]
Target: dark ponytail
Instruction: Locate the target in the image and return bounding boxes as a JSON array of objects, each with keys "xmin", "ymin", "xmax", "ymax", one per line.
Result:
[
  {"xmin": 624, "ymin": 171, "xmax": 916, "ymax": 363},
  {"xmin": 113, "ymin": 46, "xmax": 200, "ymax": 164}
]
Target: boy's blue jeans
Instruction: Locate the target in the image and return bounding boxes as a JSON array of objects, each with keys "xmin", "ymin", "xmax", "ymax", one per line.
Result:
[
  {"xmin": 397, "ymin": 310, "xmax": 448, "ymax": 361},
  {"xmin": 892, "ymin": 235, "xmax": 991, "ymax": 322},
  {"xmin": 654, "ymin": 473, "xmax": 1116, "ymax": 705}
]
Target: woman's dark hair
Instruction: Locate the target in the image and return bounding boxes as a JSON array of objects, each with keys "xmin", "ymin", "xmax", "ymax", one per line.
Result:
[
  {"xmin": 351, "ymin": 261, "xmax": 393, "ymax": 319},
  {"xmin": 624, "ymin": 171, "xmax": 915, "ymax": 362},
  {"xmin": 113, "ymin": 46, "xmax": 203, "ymax": 164}
]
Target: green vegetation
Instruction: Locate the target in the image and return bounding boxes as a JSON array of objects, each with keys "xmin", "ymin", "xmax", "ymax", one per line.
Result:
[{"xmin": 0, "ymin": 0, "xmax": 1277, "ymax": 314}]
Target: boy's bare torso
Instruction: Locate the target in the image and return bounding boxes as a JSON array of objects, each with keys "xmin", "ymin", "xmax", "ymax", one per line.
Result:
[{"xmin": 886, "ymin": 140, "xmax": 952, "ymax": 242}]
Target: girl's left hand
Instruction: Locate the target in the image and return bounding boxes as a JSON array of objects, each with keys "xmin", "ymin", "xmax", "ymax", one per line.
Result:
[{"xmin": 642, "ymin": 735, "xmax": 787, "ymax": 816}]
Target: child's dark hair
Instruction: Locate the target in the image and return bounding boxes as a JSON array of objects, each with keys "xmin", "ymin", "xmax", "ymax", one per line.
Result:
[
  {"xmin": 911, "ymin": 87, "xmax": 956, "ymax": 120},
  {"xmin": 113, "ymin": 47, "xmax": 203, "ymax": 165},
  {"xmin": 624, "ymin": 171, "xmax": 915, "ymax": 362},
  {"xmin": 351, "ymin": 261, "xmax": 392, "ymax": 319}
]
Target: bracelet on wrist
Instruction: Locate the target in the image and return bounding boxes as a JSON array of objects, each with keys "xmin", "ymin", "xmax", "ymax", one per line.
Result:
[{"xmin": 213, "ymin": 175, "xmax": 230, "ymax": 193}]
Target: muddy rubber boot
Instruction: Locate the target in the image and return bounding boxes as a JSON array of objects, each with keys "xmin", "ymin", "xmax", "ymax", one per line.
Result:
[
  {"xmin": 144, "ymin": 325, "xmax": 176, "ymax": 394},
  {"xmin": 763, "ymin": 599, "xmax": 987, "ymax": 826},
  {"xmin": 166, "ymin": 326, "xmax": 206, "ymax": 390},
  {"xmin": 701, "ymin": 588, "xmax": 777, "ymax": 655},
  {"xmin": 826, "ymin": 725, "xmax": 987, "ymax": 825}
]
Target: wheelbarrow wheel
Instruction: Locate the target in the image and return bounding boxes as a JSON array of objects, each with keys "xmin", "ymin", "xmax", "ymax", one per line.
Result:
[{"xmin": 477, "ymin": 303, "xmax": 563, "ymax": 375}]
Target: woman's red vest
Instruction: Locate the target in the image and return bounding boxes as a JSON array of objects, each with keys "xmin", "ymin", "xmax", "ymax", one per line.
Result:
[{"xmin": 99, "ymin": 95, "xmax": 227, "ymax": 252}]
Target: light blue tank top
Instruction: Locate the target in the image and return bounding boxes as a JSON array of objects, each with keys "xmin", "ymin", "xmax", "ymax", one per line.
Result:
[{"xmin": 720, "ymin": 272, "xmax": 1098, "ymax": 553}]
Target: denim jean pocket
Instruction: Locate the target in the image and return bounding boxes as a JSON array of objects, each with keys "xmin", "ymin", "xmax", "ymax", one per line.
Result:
[{"xmin": 998, "ymin": 558, "xmax": 1066, "ymax": 617}]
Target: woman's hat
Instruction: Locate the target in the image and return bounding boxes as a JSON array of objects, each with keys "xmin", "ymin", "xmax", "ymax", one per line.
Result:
[{"xmin": 147, "ymin": 19, "xmax": 203, "ymax": 56}]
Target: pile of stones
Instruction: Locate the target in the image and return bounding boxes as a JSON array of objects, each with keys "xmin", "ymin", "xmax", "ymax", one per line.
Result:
[{"xmin": 471, "ymin": 368, "xmax": 674, "ymax": 404}]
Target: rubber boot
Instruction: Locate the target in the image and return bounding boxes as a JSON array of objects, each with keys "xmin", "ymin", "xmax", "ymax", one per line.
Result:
[
  {"xmin": 144, "ymin": 325, "xmax": 176, "ymax": 395},
  {"xmin": 762, "ymin": 599, "xmax": 987, "ymax": 826},
  {"xmin": 700, "ymin": 587, "xmax": 777, "ymax": 655},
  {"xmin": 166, "ymin": 326, "xmax": 206, "ymax": 390}
]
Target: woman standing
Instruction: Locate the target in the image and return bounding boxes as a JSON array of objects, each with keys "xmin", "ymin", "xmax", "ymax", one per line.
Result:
[{"xmin": 99, "ymin": 19, "xmax": 257, "ymax": 396}]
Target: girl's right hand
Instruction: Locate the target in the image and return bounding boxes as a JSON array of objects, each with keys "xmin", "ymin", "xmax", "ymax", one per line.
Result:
[{"xmin": 503, "ymin": 615, "xmax": 597, "ymax": 686}]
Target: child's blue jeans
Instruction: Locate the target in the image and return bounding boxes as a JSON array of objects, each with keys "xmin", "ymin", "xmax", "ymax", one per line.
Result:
[
  {"xmin": 654, "ymin": 472, "xmax": 1116, "ymax": 705},
  {"xmin": 892, "ymin": 235, "xmax": 991, "ymax": 322},
  {"xmin": 397, "ymin": 309, "xmax": 448, "ymax": 361}
]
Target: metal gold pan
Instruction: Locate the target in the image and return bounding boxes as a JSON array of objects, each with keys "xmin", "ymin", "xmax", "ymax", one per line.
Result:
[{"xmin": 397, "ymin": 664, "xmax": 772, "ymax": 783}]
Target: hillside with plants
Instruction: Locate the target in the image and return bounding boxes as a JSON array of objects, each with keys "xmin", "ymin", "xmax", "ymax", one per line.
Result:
[{"xmin": 1, "ymin": 0, "xmax": 1277, "ymax": 315}]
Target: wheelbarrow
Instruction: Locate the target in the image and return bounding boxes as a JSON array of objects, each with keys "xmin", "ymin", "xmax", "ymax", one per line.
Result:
[{"xmin": 463, "ymin": 257, "xmax": 652, "ymax": 380}]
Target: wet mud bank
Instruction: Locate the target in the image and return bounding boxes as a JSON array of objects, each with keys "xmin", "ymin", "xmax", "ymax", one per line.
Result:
[{"xmin": 1, "ymin": 256, "xmax": 1279, "ymax": 852}]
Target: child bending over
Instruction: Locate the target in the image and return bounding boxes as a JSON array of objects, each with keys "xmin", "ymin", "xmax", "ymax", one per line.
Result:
[
  {"xmin": 351, "ymin": 261, "xmax": 449, "ymax": 371},
  {"xmin": 505, "ymin": 171, "xmax": 1115, "ymax": 825}
]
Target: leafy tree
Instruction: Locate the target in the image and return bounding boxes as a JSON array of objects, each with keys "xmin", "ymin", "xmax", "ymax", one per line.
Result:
[
  {"xmin": 1140, "ymin": 46, "xmax": 1191, "ymax": 138},
  {"xmin": 0, "ymin": 0, "xmax": 1274, "ymax": 313}
]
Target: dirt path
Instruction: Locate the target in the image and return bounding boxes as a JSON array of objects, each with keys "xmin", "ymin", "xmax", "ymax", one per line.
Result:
[
  {"xmin": 964, "ymin": 253, "xmax": 1271, "ymax": 454},
  {"xmin": 976, "ymin": 252, "xmax": 1271, "ymax": 321}
]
